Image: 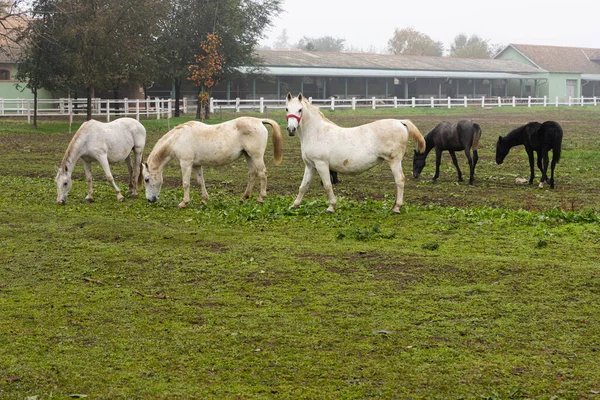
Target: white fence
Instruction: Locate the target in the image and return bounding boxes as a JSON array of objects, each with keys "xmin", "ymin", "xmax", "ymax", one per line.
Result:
[
  {"xmin": 1, "ymin": 95, "xmax": 598, "ymax": 122},
  {"xmin": 211, "ymin": 95, "xmax": 600, "ymax": 113},
  {"xmin": 0, "ymin": 97, "xmax": 190, "ymax": 123}
]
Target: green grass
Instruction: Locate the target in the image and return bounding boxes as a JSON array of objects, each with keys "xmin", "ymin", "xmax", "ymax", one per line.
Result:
[{"xmin": 1, "ymin": 107, "xmax": 600, "ymax": 399}]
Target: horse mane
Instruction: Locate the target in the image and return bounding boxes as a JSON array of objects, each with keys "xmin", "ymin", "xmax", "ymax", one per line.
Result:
[
  {"xmin": 504, "ymin": 124, "xmax": 529, "ymax": 141},
  {"xmin": 60, "ymin": 121, "xmax": 91, "ymax": 169},
  {"xmin": 303, "ymin": 98, "xmax": 336, "ymax": 126}
]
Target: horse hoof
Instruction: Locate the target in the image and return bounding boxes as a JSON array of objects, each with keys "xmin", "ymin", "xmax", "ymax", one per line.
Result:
[
  {"xmin": 86, "ymin": 198, "xmax": 94, "ymax": 203},
  {"xmin": 130, "ymin": 193, "xmax": 138, "ymax": 199},
  {"xmin": 326, "ymin": 208, "xmax": 335, "ymax": 214},
  {"xmin": 256, "ymin": 199, "xmax": 264, "ymax": 204},
  {"xmin": 178, "ymin": 202, "xmax": 188, "ymax": 209},
  {"xmin": 538, "ymin": 182, "xmax": 545, "ymax": 189},
  {"xmin": 392, "ymin": 206, "xmax": 401, "ymax": 214}
]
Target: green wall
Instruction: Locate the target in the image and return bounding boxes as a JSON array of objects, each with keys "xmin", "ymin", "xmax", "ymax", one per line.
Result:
[
  {"xmin": 496, "ymin": 47, "xmax": 583, "ymax": 100},
  {"xmin": 0, "ymin": 64, "xmax": 54, "ymax": 100}
]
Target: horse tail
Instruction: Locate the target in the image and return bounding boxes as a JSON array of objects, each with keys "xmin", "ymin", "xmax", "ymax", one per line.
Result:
[
  {"xmin": 550, "ymin": 122, "xmax": 563, "ymax": 164},
  {"xmin": 261, "ymin": 119, "xmax": 283, "ymax": 166},
  {"xmin": 136, "ymin": 153, "xmax": 144, "ymax": 189},
  {"xmin": 401, "ymin": 119, "xmax": 426, "ymax": 152},
  {"xmin": 471, "ymin": 122, "xmax": 482, "ymax": 151}
]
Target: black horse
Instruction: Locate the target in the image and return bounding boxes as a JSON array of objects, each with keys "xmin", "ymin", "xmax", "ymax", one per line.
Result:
[
  {"xmin": 495, "ymin": 121, "xmax": 563, "ymax": 189},
  {"xmin": 412, "ymin": 120, "xmax": 482, "ymax": 184}
]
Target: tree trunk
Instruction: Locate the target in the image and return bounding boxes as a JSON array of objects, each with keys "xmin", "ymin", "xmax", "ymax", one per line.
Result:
[
  {"xmin": 86, "ymin": 87, "xmax": 94, "ymax": 121},
  {"xmin": 33, "ymin": 88, "xmax": 38, "ymax": 129},
  {"xmin": 174, "ymin": 78, "xmax": 181, "ymax": 117}
]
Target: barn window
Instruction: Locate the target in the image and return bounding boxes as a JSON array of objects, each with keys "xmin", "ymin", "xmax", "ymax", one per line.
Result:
[{"xmin": 0, "ymin": 69, "xmax": 10, "ymax": 80}]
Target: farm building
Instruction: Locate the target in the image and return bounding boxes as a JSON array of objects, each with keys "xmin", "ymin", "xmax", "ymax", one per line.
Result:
[
  {"xmin": 211, "ymin": 49, "xmax": 542, "ymax": 100},
  {"xmin": 0, "ymin": 16, "xmax": 53, "ymax": 101},
  {"xmin": 495, "ymin": 44, "xmax": 600, "ymax": 99},
  {"xmin": 203, "ymin": 45, "xmax": 600, "ymax": 102}
]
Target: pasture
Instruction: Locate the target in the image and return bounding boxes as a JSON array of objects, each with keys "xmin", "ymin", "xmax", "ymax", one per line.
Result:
[{"xmin": 1, "ymin": 106, "xmax": 599, "ymax": 399}]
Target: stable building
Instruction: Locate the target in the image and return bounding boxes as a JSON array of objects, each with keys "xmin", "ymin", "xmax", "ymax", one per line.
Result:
[
  {"xmin": 213, "ymin": 49, "xmax": 543, "ymax": 101},
  {"xmin": 495, "ymin": 44, "xmax": 600, "ymax": 99},
  {"xmin": 212, "ymin": 45, "xmax": 600, "ymax": 102}
]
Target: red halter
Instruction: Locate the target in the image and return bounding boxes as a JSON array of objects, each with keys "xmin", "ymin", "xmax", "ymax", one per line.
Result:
[{"xmin": 286, "ymin": 113, "xmax": 302, "ymax": 123}]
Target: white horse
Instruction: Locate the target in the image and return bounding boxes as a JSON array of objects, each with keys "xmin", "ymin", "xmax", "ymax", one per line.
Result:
[
  {"xmin": 55, "ymin": 117, "xmax": 146, "ymax": 204},
  {"xmin": 285, "ymin": 92, "xmax": 425, "ymax": 213},
  {"xmin": 142, "ymin": 117, "xmax": 283, "ymax": 208}
]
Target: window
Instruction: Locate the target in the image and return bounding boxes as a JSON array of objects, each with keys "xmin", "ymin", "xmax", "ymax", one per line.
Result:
[{"xmin": 0, "ymin": 69, "xmax": 10, "ymax": 80}]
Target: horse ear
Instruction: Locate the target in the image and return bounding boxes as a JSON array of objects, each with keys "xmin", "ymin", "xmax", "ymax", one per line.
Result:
[
  {"xmin": 298, "ymin": 93, "xmax": 303, "ymax": 101},
  {"xmin": 286, "ymin": 92, "xmax": 292, "ymax": 101},
  {"xmin": 498, "ymin": 136, "xmax": 503, "ymax": 142}
]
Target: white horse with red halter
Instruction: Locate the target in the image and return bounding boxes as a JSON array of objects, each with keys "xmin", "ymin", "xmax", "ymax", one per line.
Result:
[{"xmin": 285, "ymin": 92, "xmax": 425, "ymax": 213}]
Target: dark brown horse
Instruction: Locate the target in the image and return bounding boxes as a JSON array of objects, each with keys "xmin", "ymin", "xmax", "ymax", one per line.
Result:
[
  {"xmin": 412, "ymin": 120, "xmax": 482, "ymax": 184},
  {"xmin": 495, "ymin": 121, "xmax": 563, "ymax": 189}
]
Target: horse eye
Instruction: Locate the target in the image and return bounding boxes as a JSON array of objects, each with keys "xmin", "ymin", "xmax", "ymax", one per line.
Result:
[
  {"xmin": 285, "ymin": 108, "xmax": 288, "ymax": 112},
  {"xmin": 144, "ymin": 178, "xmax": 149, "ymax": 183},
  {"xmin": 299, "ymin": 108, "xmax": 303, "ymax": 113}
]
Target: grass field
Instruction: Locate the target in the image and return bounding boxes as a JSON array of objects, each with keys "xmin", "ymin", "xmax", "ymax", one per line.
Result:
[{"xmin": 1, "ymin": 106, "xmax": 599, "ymax": 399}]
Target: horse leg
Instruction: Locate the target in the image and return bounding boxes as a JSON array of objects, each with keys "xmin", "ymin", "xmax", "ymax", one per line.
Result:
[
  {"xmin": 291, "ymin": 165, "xmax": 315, "ymax": 209},
  {"xmin": 241, "ymin": 154, "xmax": 257, "ymax": 202},
  {"xmin": 449, "ymin": 150, "xmax": 463, "ymax": 182},
  {"xmin": 535, "ymin": 150, "xmax": 548, "ymax": 188},
  {"xmin": 178, "ymin": 162, "xmax": 193, "ymax": 208},
  {"xmin": 132, "ymin": 149, "xmax": 143, "ymax": 198},
  {"xmin": 82, "ymin": 160, "xmax": 94, "ymax": 202},
  {"xmin": 255, "ymin": 158, "xmax": 268, "ymax": 203},
  {"xmin": 472, "ymin": 150, "xmax": 479, "ymax": 185},
  {"xmin": 432, "ymin": 148, "xmax": 442, "ymax": 182},
  {"xmin": 194, "ymin": 166, "xmax": 209, "ymax": 204},
  {"xmin": 124, "ymin": 154, "xmax": 135, "ymax": 197},
  {"xmin": 542, "ymin": 150, "xmax": 550, "ymax": 183},
  {"xmin": 315, "ymin": 162, "xmax": 337, "ymax": 213},
  {"xmin": 389, "ymin": 157, "xmax": 405, "ymax": 214},
  {"xmin": 549, "ymin": 154, "xmax": 557, "ymax": 189},
  {"xmin": 526, "ymin": 149, "xmax": 535, "ymax": 184},
  {"xmin": 97, "ymin": 155, "xmax": 123, "ymax": 201}
]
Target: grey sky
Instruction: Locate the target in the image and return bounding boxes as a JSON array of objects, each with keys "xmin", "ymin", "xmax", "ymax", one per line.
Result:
[{"xmin": 260, "ymin": 0, "xmax": 600, "ymax": 53}]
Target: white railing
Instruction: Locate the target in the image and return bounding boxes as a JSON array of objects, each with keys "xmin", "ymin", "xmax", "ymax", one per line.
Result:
[
  {"xmin": 211, "ymin": 95, "xmax": 600, "ymax": 113},
  {"xmin": 0, "ymin": 97, "xmax": 190, "ymax": 123}
]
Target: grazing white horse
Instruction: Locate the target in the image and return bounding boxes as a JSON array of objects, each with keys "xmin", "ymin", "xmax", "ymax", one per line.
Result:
[
  {"xmin": 55, "ymin": 117, "xmax": 146, "ymax": 204},
  {"xmin": 142, "ymin": 117, "xmax": 283, "ymax": 208},
  {"xmin": 285, "ymin": 92, "xmax": 425, "ymax": 213}
]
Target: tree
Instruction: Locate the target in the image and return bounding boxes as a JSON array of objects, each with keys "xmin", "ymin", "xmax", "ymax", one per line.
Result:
[
  {"xmin": 188, "ymin": 33, "xmax": 224, "ymax": 120},
  {"xmin": 21, "ymin": 0, "xmax": 167, "ymax": 120},
  {"xmin": 157, "ymin": 0, "xmax": 282, "ymax": 117},
  {"xmin": 387, "ymin": 27, "xmax": 443, "ymax": 56},
  {"xmin": 0, "ymin": 1, "xmax": 29, "ymax": 60},
  {"xmin": 272, "ymin": 28, "xmax": 290, "ymax": 50},
  {"xmin": 449, "ymin": 34, "xmax": 492, "ymax": 58},
  {"xmin": 15, "ymin": 1, "xmax": 68, "ymax": 128},
  {"xmin": 295, "ymin": 36, "xmax": 346, "ymax": 52}
]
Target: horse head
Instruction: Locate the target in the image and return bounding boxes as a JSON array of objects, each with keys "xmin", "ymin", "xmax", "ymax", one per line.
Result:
[
  {"xmin": 285, "ymin": 92, "xmax": 304, "ymax": 136},
  {"xmin": 55, "ymin": 165, "xmax": 73, "ymax": 205},
  {"xmin": 495, "ymin": 136, "xmax": 509, "ymax": 165},
  {"xmin": 141, "ymin": 162, "xmax": 163, "ymax": 203},
  {"xmin": 412, "ymin": 150, "xmax": 427, "ymax": 178}
]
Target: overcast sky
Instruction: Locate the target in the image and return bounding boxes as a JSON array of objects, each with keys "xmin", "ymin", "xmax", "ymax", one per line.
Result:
[{"xmin": 259, "ymin": 0, "xmax": 600, "ymax": 53}]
